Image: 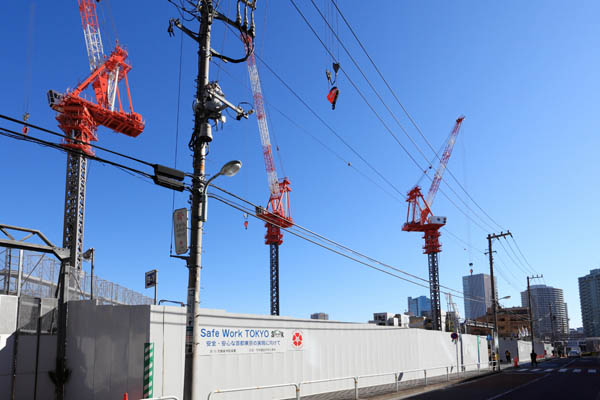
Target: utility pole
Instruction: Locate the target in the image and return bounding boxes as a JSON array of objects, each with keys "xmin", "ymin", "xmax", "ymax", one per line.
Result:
[
  {"xmin": 487, "ymin": 231, "xmax": 511, "ymax": 368},
  {"xmin": 527, "ymin": 274, "xmax": 543, "ymax": 354},
  {"xmin": 169, "ymin": 2, "xmax": 255, "ymax": 399}
]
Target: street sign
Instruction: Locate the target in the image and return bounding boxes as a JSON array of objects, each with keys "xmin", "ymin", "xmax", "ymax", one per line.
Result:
[
  {"xmin": 173, "ymin": 208, "xmax": 188, "ymax": 255},
  {"xmin": 145, "ymin": 269, "xmax": 157, "ymax": 288}
]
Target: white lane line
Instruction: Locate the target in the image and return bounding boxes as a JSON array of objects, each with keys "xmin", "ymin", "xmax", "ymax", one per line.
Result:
[
  {"xmin": 517, "ymin": 368, "xmax": 529, "ymax": 371},
  {"xmin": 485, "ymin": 373, "xmax": 550, "ymax": 400},
  {"xmin": 544, "ymin": 368, "xmax": 553, "ymax": 372},
  {"xmin": 589, "ymin": 369, "xmax": 596, "ymax": 373},
  {"xmin": 559, "ymin": 368, "xmax": 568, "ymax": 372},
  {"xmin": 531, "ymin": 368, "xmax": 541, "ymax": 372},
  {"xmin": 574, "ymin": 369, "xmax": 582, "ymax": 373}
]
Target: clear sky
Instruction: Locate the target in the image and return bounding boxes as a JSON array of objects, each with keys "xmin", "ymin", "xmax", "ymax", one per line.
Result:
[{"xmin": 2, "ymin": 0, "xmax": 598, "ymax": 328}]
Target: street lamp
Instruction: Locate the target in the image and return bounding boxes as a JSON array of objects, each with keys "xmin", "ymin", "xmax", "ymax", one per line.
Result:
[
  {"xmin": 82, "ymin": 248, "xmax": 95, "ymax": 301},
  {"xmin": 200, "ymin": 160, "xmax": 242, "ymax": 222}
]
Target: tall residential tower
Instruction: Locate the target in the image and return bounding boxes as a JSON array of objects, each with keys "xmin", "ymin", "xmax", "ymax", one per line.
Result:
[
  {"xmin": 579, "ymin": 269, "xmax": 600, "ymax": 337},
  {"xmin": 521, "ymin": 284, "xmax": 568, "ymax": 338}
]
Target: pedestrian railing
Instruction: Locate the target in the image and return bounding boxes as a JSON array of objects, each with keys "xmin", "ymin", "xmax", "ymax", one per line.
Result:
[{"xmin": 206, "ymin": 361, "xmax": 496, "ymax": 399}]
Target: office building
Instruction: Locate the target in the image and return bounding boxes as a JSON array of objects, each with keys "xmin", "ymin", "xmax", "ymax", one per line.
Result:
[
  {"xmin": 579, "ymin": 269, "xmax": 600, "ymax": 337},
  {"xmin": 462, "ymin": 273, "xmax": 497, "ymax": 320},
  {"xmin": 407, "ymin": 295, "xmax": 431, "ymax": 317},
  {"xmin": 521, "ymin": 284, "xmax": 568, "ymax": 338},
  {"xmin": 310, "ymin": 312, "xmax": 329, "ymax": 320}
]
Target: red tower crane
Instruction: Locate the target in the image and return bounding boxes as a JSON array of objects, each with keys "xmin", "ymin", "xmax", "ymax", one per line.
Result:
[
  {"xmin": 243, "ymin": 35, "xmax": 293, "ymax": 316},
  {"xmin": 47, "ymin": 0, "xmax": 144, "ymax": 275},
  {"xmin": 403, "ymin": 116, "xmax": 464, "ymax": 331}
]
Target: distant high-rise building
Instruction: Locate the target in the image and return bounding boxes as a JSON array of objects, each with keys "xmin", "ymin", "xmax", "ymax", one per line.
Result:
[
  {"xmin": 310, "ymin": 312, "xmax": 329, "ymax": 320},
  {"xmin": 462, "ymin": 273, "xmax": 497, "ymax": 320},
  {"xmin": 579, "ymin": 269, "xmax": 600, "ymax": 337},
  {"xmin": 408, "ymin": 296, "xmax": 431, "ymax": 317},
  {"xmin": 521, "ymin": 284, "xmax": 568, "ymax": 338}
]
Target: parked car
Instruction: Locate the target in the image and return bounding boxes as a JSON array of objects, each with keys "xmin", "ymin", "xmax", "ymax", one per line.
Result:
[{"xmin": 567, "ymin": 349, "xmax": 581, "ymax": 358}]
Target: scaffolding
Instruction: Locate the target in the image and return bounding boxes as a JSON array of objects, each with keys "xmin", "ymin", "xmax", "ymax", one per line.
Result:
[{"xmin": 0, "ymin": 247, "xmax": 153, "ymax": 305}]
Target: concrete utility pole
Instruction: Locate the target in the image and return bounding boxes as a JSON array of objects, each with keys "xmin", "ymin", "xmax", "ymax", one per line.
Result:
[
  {"xmin": 487, "ymin": 231, "xmax": 511, "ymax": 365},
  {"xmin": 186, "ymin": 5, "xmax": 212, "ymax": 399},
  {"xmin": 527, "ymin": 274, "xmax": 543, "ymax": 354},
  {"xmin": 169, "ymin": 2, "xmax": 255, "ymax": 399}
]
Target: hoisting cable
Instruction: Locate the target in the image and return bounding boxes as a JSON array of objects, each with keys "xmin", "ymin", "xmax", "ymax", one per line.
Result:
[{"xmin": 21, "ymin": 3, "xmax": 36, "ymax": 135}]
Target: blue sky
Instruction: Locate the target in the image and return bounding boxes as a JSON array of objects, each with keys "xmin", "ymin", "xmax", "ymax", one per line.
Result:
[{"xmin": 1, "ymin": 1, "xmax": 598, "ymax": 328}]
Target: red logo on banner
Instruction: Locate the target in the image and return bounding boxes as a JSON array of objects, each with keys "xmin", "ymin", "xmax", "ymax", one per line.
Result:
[{"xmin": 292, "ymin": 331, "xmax": 303, "ymax": 348}]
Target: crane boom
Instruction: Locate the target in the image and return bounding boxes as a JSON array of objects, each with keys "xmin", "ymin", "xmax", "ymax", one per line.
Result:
[
  {"xmin": 78, "ymin": 0, "xmax": 104, "ymax": 70},
  {"xmin": 425, "ymin": 116, "xmax": 464, "ymax": 208},
  {"xmin": 244, "ymin": 36, "xmax": 280, "ymax": 198}
]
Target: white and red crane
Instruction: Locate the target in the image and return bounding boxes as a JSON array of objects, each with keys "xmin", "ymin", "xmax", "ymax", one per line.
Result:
[
  {"xmin": 243, "ymin": 35, "xmax": 292, "ymax": 316},
  {"xmin": 48, "ymin": 0, "xmax": 144, "ymax": 274},
  {"xmin": 403, "ymin": 116, "xmax": 464, "ymax": 330}
]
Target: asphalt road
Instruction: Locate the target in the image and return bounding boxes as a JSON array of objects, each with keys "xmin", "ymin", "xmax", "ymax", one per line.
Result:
[{"xmin": 406, "ymin": 356, "xmax": 600, "ymax": 400}]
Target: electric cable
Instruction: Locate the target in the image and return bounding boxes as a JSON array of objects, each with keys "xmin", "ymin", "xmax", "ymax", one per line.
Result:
[
  {"xmin": 212, "ymin": 60, "xmax": 404, "ymax": 204},
  {"xmin": 211, "ymin": 183, "xmax": 490, "ymax": 303},
  {"xmin": 209, "ymin": 190, "xmax": 491, "ymax": 305},
  {"xmin": 253, "ymin": 52, "xmax": 405, "ymax": 197},
  {"xmin": 0, "ymin": 114, "xmax": 155, "ymax": 168},
  {"xmin": 503, "ymin": 236, "xmax": 537, "ymax": 276},
  {"xmin": 288, "ymin": 0, "xmax": 500, "ymax": 234},
  {"xmin": 328, "ymin": 0, "xmax": 505, "ymax": 232},
  {"xmin": 0, "ymin": 126, "xmax": 154, "ymax": 181}
]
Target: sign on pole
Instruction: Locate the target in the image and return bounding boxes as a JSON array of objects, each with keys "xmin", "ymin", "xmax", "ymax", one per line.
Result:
[
  {"xmin": 173, "ymin": 208, "xmax": 189, "ymax": 255},
  {"xmin": 145, "ymin": 269, "xmax": 157, "ymax": 289}
]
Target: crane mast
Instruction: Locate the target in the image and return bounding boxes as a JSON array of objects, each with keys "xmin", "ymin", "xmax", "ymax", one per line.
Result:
[
  {"xmin": 244, "ymin": 35, "xmax": 293, "ymax": 316},
  {"xmin": 403, "ymin": 116, "xmax": 464, "ymax": 331}
]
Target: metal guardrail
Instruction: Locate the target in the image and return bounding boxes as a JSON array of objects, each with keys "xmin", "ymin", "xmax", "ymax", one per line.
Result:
[{"xmin": 206, "ymin": 361, "xmax": 497, "ymax": 399}]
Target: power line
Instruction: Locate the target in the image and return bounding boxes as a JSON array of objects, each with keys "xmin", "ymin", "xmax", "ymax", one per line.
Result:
[
  {"xmin": 307, "ymin": 0, "xmax": 432, "ymax": 167},
  {"xmin": 327, "ymin": 0, "xmax": 505, "ymax": 232},
  {"xmin": 288, "ymin": 0, "xmax": 500, "ymax": 234},
  {"xmin": 0, "ymin": 125, "xmax": 154, "ymax": 181},
  {"xmin": 210, "ymin": 184, "xmax": 492, "ymax": 305},
  {"xmin": 212, "ymin": 60, "xmax": 405, "ymax": 204},
  {"xmin": 210, "ymin": 191, "xmax": 493, "ymax": 305},
  {"xmin": 253, "ymin": 52, "xmax": 405, "ymax": 197},
  {"xmin": 0, "ymin": 114, "xmax": 154, "ymax": 168},
  {"xmin": 508, "ymin": 235, "xmax": 538, "ymax": 275},
  {"xmin": 0, "ymin": 122, "xmax": 493, "ymax": 307}
]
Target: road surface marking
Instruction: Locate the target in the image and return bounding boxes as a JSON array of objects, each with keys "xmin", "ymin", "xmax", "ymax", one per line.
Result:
[
  {"xmin": 589, "ymin": 369, "xmax": 596, "ymax": 373},
  {"xmin": 559, "ymin": 368, "xmax": 568, "ymax": 372},
  {"xmin": 544, "ymin": 368, "xmax": 553, "ymax": 371},
  {"xmin": 531, "ymin": 368, "xmax": 541, "ymax": 371},
  {"xmin": 574, "ymin": 369, "xmax": 581, "ymax": 373},
  {"xmin": 517, "ymin": 368, "xmax": 528, "ymax": 371},
  {"xmin": 485, "ymin": 373, "xmax": 550, "ymax": 400}
]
